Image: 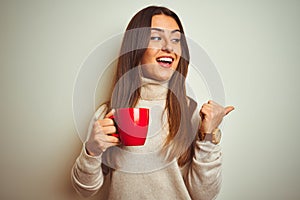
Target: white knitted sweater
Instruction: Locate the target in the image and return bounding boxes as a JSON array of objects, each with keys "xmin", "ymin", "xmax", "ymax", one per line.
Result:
[{"xmin": 71, "ymin": 77, "xmax": 222, "ymax": 200}]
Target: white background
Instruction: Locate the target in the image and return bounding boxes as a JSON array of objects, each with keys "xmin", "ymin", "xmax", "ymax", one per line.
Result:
[{"xmin": 0, "ymin": 0, "xmax": 299, "ymax": 199}]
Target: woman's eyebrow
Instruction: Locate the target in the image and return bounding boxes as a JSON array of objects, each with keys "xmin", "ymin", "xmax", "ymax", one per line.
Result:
[
  {"xmin": 150, "ymin": 28, "xmax": 181, "ymax": 33},
  {"xmin": 171, "ymin": 29, "xmax": 181, "ymax": 33},
  {"xmin": 150, "ymin": 28, "xmax": 164, "ymax": 32}
]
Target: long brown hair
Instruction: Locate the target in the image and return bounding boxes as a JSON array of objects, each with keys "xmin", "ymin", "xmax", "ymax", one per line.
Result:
[{"xmin": 109, "ymin": 6, "xmax": 197, "ymax": 166}]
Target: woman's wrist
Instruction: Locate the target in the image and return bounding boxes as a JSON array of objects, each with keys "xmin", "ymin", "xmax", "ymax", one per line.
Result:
[
  {"xmin": 199, "ymin": 128, "xmax": 222, "ymax": 144},
  {"xmin": 85, "ymin": 142, "xmax": 103, "ymax": 157}
]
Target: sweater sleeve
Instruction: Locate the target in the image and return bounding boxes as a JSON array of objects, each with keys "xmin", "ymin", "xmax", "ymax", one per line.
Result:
[
  {"xmin": 182, "ymin": 139, "xmax": 222, "ymax": 200},
  {"xmin": 71, "ymin": 105, "xmax": 108, "ymax": 197},
  {"xmin": 71, "ymin": 145, "xmax": 104, "ymax": 197}
]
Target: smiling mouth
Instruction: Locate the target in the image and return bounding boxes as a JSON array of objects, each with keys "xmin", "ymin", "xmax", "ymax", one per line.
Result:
[{"xmin": 156, "ymin": 57, "xmax": 174, "ymax": 68}]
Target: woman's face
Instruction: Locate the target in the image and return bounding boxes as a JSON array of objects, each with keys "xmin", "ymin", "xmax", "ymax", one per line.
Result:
[{"xmin": 141, "ymin": 14, "xmax": 182, "ymax": 81}]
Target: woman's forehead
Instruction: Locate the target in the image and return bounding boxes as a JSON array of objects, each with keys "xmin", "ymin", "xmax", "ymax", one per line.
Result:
[{"xmin": 151, "ymin": 14, "xmax": 180, "ymax": 31}]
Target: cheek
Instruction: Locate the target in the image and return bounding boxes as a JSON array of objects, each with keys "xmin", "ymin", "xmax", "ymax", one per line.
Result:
[
  {"xmin": 141, "ymin": 48, "xmax": 159, "ymax": 64},
  {"xmin": 172, "ymin": 59, "xmax": 180, "ymax": 70},
  {"xmin": 174, "ymin": 46, "xmax": 182, "ymax": 57},
  {"xmin": 174, "ymin": 47, "xmax": 182, "ymax": 69}
]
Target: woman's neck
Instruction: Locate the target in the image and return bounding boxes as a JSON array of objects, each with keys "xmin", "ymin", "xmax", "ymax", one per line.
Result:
[{"xmin": 140, "ymin": 76, "xmax": 169, "ymax": 100}]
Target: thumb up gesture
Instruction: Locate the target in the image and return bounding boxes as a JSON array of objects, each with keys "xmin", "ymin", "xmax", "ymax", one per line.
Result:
[{"xmin": 199, "ymin": 100, "xmax": 234, "ymax": 134}]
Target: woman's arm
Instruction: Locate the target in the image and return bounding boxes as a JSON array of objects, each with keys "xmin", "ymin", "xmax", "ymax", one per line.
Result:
[
  {"xmin": 182, "ymin": 100, "xmax": 233, "ymax": 200},
  {"xmin": 71, "ymin": 105, "xmax": 119, "ymax": 197},
  {"xmin": 71, "ymin": 145, "xmax": 105, "ymax": 197},
  {"xmin": 182, "ymin": 139, "xmax": 222, "ymax": 200}
]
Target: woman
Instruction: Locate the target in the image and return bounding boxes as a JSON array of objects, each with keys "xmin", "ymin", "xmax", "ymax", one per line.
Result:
[{"xmin": 72, "ymin": 6, "xmax": 234, "ymax": 200}]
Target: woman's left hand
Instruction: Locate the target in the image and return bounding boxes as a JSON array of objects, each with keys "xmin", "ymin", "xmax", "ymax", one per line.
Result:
[{"xmin": 199, "ymin": 100, "xmax": 234, "ymax": 133}]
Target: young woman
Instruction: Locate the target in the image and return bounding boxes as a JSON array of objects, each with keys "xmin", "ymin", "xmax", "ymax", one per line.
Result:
[{"xmin": 72, "ymin": 6, "xmax": 234, "ymax": 200}]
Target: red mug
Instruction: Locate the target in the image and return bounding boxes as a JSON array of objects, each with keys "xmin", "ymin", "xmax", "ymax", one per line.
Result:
[{"xmin": 110, "ymin": 108, "xmax": 149, "ymax": 146}]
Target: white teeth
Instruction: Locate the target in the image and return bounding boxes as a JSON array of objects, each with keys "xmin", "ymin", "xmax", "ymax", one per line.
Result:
[{"xmin": 157, "ymin": 57, "xmax": 173, "ymax": 63}]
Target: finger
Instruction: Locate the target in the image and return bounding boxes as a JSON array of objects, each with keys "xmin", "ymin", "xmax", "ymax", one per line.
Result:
[
  {"xmin": 201, "ymin": 103, "xmax": 211, "ymax": 110},
  {"xmin": 208, "ymin": 100, "xmax": 218, "ymax": 105},
  {"xmin": 199, "ymin": 110, "xmax": 204, "ymax": 120},
  {"xmin": 98, "ymin": 133, "xmax": 120, "ymax": 143},
  {"xmin": 107, "ymin": 135, "xmax": 120, "ymax": 143},
  {"xmin": 207, "ymin": 100, "xmax": 214, "ymax": 104},
  {"xmin": 225, "ymin": 106, "xmax": 235, "ymax": 115},
  {"xmin": 200, "ymin": 103, "xmax": 212, "ymax": 114},
  {"xmin": 94, "ymin": 125, "xmax": 116, "ymax": 135},
  {"xmin": 101, "ymin": 126, "xmax": 117, "ymax": 135},
  {"xmin": 98, "ymin": 118, "xmax": 114, "ymax": 127},
  {"xmin": 105, "ymin": 109, "xmax": 115, "ymax": 118},
  {"xmin": 100, "ymin": 135, "xmax": 120, "ymax": 143}
]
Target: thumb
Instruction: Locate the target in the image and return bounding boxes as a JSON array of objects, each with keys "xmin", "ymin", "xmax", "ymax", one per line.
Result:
[
  {"xmin": 105, "ymin": 109, "xmax": 115, "ymax": 118},
  {"xmin": 224, "ymin": 106, "xmax": 235, "ymax": 115}
]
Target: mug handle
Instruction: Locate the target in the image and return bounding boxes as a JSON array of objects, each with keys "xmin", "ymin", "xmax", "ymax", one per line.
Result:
[{"xmin": 109, "ymin": 115, "xmax": 119, "ymax": 138}]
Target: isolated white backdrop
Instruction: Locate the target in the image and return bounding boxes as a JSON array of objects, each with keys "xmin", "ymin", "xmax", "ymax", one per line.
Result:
[{"xmin": 0, "ymin": 0, "xmax": 299, "ymax": 199}]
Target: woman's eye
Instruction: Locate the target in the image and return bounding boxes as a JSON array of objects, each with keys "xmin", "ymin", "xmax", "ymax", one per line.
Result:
[
  {"xmin": 150, "ymin": 36, "xmax": 161, "ymax": 41},
  {"xmin": 171, "ymin": 38, "xmax": 180, "ymax": 43}
]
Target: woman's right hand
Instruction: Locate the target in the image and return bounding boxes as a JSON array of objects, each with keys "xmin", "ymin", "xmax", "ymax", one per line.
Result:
[{"xmin": 85, "ymin": 110, "xmax": 120, "ymax": 156}]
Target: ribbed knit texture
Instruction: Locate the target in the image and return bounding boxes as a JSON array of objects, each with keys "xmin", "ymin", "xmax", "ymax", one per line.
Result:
[{"xmin": 71, "ymin": 77, "xmax": 222, "ymax": 200}]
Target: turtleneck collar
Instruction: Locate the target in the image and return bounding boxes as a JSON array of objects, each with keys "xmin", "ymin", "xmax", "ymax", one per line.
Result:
[{"xmin": 140, "ymin": 76, "xmax": 169, "ymax": 100}]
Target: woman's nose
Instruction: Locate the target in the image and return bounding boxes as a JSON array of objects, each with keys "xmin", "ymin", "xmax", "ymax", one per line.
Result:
[{"xmin": 161, "ymin": 41, "xmax": 174, "ymax": 53}]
